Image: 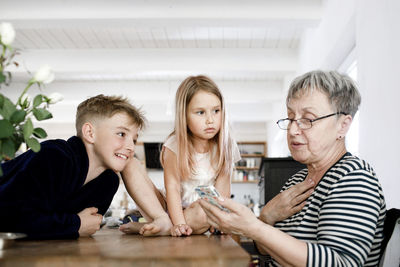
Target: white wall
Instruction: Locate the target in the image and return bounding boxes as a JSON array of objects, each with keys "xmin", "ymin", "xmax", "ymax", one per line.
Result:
[
  {"xmin": 356, "ymin": 0, "xmax": 400, "ymax": 209},
  {"xmin": 267, "ymin": 74, "xmax": 295, "ymax": 157},
  {"xmin": 298, "ymin": 0, "xmax": 356, "ymax": 72},
  {"xmin": 298, "ymin": 0, "xmax": 400, "ymax": 209}
]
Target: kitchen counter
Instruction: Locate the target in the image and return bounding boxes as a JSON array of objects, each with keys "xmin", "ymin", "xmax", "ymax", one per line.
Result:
[{"xmin": 0, "ymin": 228, "xmax": 250, "ymax": 267}]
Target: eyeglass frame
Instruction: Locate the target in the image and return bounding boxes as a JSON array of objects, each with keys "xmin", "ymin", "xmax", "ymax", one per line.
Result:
[{"xmin": 276, "ymin": 112, "xmax": 348, "ymax": 130}]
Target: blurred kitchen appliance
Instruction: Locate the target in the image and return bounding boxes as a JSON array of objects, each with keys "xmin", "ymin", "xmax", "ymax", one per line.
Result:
[
  {"xmin": 144, "ymin": 142, "xmax": 163, "ymax": 169},
  {"xmin": 258, "ymin": 157, "xmax": 306, "ymax": 205}
]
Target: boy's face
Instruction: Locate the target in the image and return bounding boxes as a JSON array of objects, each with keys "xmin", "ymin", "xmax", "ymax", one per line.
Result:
[{"xmin": 92, "ymin": 112, "xmax": 139, "ymax": 173}]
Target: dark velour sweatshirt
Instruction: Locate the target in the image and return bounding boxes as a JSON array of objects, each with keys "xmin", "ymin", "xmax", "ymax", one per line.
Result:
[{"xmin": 0, "ymin": 136, "xmax": 119, "ymax": 239}]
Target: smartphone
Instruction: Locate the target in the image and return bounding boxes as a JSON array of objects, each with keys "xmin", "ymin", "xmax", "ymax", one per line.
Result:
[{"xmin": 195, "ymin": 185, "xmax": 229, "ymax": 212}]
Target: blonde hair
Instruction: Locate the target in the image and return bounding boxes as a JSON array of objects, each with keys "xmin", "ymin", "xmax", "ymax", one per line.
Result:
[
  {"xmin": 161, "ymin": 75, "xmax": 236, "ymax": 181},
  {"xmin": 75, "ymin": 94, "xmax": 146, "ymax": 137}
]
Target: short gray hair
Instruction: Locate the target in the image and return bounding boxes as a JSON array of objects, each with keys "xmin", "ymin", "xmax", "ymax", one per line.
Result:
[{"xmin": 286, "ymin": 70, "xmax": 361, "ymax": 117}]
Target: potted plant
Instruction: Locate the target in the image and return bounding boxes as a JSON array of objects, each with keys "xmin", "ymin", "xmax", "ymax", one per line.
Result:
[{"xmin": 0, "ymin": 22, "xmax": 63, "ymax": 176}]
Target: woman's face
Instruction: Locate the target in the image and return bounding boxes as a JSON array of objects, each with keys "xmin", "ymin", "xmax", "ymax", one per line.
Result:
[{"xmin": 286, "ymin": 90, "xmax": 343, "ymax": 165}]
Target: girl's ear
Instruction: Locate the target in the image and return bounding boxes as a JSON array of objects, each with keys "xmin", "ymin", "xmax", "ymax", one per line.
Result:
[
  {"xmin": 338, "ymin": 114, "xmax": 353, "ymax": 139},
  {"xmin": 81, "ymin": 122, "xmax": 95, "ymax": 144}
]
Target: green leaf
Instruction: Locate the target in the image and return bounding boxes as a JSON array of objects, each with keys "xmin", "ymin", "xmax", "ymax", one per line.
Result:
[
  {"xmin": 32, "ymin": 108, "xmax": 53, "ymax": 121},
  {"xmin": 0, "ymin": 119, "xmax": 14, "ymax": 138},
  {"xmin": 33, "ymin": 127, "xmax": 47, "ymax": 139},
  {"xmin": 0, "ymin": 72, "xmax": 6, "ymax": 84},
  {"xmin": 23, "ymin": 118, "xmax": 33, "ymax": 140},
  {"xmin": 33, "ymin": 94, "xmax": 43, "ymax": 108},
  {"xmin": 0, "ymin": 97, "xmax": 17, "ymax": 120},
  {"xmin": 10, "ymin": 110, "xmax": 27, "ymax": 124},
  {"xmin": 0, "ymin": 94, "xmax": 4, "ymax": 109},
  {"xmin": 26, "ymin": 137, "xmax": 40, "ymax": 152},
  {"xmin": 1, "ymin": 138, "xmax": 16, "ymax": 158}
]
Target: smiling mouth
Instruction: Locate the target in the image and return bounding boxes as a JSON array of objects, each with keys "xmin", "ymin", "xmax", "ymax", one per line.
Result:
[{"xmin": 115, "ymin": 153, "xmax": 128, "ymax": 160}]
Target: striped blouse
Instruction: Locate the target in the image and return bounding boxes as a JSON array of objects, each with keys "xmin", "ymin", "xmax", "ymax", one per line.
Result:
[{"xmin": 272, "ymin": 153, "xmax": 386, "ymax": 267}]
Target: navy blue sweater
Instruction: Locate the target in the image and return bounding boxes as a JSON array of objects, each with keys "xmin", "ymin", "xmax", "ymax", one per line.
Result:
[{"xmin": 0, "ymin": 136, "xmax": 119, "ymax": 239}]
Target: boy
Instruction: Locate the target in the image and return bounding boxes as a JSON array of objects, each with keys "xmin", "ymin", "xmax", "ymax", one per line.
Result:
[{"xmin": 0, "ymin": 95, "xmax": 147, "ymax": 239}]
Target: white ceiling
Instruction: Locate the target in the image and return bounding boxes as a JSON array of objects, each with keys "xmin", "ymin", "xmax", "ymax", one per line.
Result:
[{"xmin": 1, "ymin": 0, "xmax": 323, "ymax": 136}]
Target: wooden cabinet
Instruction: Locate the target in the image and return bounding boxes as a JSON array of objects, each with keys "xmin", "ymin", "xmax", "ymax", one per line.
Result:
[{"xmin": 233, "ymin": 141, "xmax": 266, "ymax": 183}]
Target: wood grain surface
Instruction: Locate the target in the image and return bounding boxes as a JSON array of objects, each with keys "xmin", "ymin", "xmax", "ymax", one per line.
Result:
[{"xmin": 0, "ymin": 228, "xmax": 250, "ymax": 267}]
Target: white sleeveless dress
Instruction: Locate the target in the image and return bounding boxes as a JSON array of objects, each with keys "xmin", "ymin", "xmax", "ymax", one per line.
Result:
[{"xmin": 162, "ymin": 135, "xmax": 240, "ymax": 208}]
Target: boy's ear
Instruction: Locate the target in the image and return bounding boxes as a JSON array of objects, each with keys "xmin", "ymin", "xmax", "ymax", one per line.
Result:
[{"xmin": 81, "ymin": 122, "xmax": 96, "ymax": 144}]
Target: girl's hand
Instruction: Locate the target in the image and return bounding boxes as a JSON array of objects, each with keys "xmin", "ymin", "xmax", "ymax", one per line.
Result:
[
  {"xmin": 199, "ymin": 197, "xmax": 258, "ymax": 237},
  {"xmin": 171, "ymin": 224, "xmax": 193, "ymax": 237}
]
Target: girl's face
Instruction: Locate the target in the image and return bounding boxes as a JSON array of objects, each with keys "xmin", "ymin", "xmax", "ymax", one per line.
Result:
[{"xmin": 186, "ymin": 90, "xmax": 222, "ymax": 143}]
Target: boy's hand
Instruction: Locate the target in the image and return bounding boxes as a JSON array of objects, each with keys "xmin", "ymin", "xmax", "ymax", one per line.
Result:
[
  {"xmin": 78, "ymin": 207, "xmax": 103, "ymax": 237},
  {"xmin": 171, "ymin": 223, "xmax": 192, "ymax": 237}
]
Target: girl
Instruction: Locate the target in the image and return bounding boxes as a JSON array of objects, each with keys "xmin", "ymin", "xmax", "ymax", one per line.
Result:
[{"xmin": 161, "ymin": 75, "xmax": 240, "ymax": 236}]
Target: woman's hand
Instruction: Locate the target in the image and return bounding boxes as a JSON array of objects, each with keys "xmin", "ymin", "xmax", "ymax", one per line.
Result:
[
  {"xmin": 260, "ymin": 178, "xmax": 314, "ymax": 225},
  {"xmin": 199, "ymin": 197, "xmax": 259, "ymax": 237},
  {"xmin": 171, "ymin": 224, "xmax": 193, "ymax": 237}
]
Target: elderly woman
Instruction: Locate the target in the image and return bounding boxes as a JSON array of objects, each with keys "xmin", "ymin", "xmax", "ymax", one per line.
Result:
[{"xmin": 199, "ymin": 70, "xmax": 386, "ymax": 266}]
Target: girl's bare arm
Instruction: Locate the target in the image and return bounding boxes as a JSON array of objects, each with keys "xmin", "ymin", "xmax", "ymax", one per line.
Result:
[
  {"xmin": 163, "ymin": 148, "xmax": 186, "ymax": 225},
  {"xmin": 214, "ymin": 171, "xmax": 231, "ymax": 198}
]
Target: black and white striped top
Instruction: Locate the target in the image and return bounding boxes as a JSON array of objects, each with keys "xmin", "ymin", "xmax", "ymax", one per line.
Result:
[{"xmin": 272, "ymin": 153, "xmax": 386, "ymax": 267}]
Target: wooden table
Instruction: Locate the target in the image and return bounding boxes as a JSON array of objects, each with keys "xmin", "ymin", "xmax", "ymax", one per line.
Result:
[{"xmin": 0, "ymin": 228, "xmax": 250, "ymax": 267}]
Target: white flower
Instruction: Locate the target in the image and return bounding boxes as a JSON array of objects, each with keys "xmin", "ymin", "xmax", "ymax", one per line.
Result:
[
  {"xmin": 48, "ymin": 92, "xmax": 63, "ymax": 104},
  {"xmin": 0, "ymin": 22, "xmax": 16, "ymax": 45},
  {"xmin": 18, "ymin": 143, "xmax": 27, "ymax": 153},
  {"xmin": 33, "ymin": 65, "xmax": 55, "ymax": 84}
]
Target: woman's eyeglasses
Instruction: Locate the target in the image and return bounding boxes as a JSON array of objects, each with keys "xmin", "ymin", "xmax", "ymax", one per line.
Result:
[{"xmin": 276, "ymin": 112, "xmax": 347, "ymax": 130}]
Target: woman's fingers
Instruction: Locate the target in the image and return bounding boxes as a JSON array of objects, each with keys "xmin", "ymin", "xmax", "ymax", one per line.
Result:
[
  {"xmin": 215, "ymin": 197, "xmax": 239, "ymax": 213},
  {"xmin": 199, "ymin": 199, "xmax": 227, "ymax": 228},
  {"xmin": 199, "ymin": 200, "xmax": 221, "ymax": 219},
  {"xmin": 292, "ymin": 187, "xmax": 313, "ymax": 208},
  {"xmin": 285, "ymin": 179, "xmax": 314, "ymax": 206},
  {"xmin": 207, "ymin": 218, "xmax": 220, "ymax": 230}
]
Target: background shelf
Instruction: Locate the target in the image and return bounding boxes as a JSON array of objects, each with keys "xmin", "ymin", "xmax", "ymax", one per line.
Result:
[
  {"xmin": 232, "ymin": 180, "xmax": 259, "ymax": 184},
  {"xmin": 240, "ymin": 154, "xmax": 264, "ymax": 158},
  {"xmin": 234, "ymin": 141, "xmax": 266, "ymax": 183},
  {"xmin": 235, "ymin": 166, "xmax": 259, "ymax": 170}
]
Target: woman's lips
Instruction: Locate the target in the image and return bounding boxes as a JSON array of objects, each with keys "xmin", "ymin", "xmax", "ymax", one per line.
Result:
[{"xmin": 290, "ymin": 141, "xmax": 304, "ymax": 149}]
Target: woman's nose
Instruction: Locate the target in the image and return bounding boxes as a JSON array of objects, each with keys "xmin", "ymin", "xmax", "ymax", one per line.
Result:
[{"xmin": 288, "ymin": 120, "xmax": 301, "ymax": 135}]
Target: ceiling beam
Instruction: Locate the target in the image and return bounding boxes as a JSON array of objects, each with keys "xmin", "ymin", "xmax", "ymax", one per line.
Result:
[
  {"xmin": 10, "ymin": 48, "xmax": 297, "ymax": 80},
  {"xmin": 1, "ymin": 0, "xmax": 321, "ymax": 29}
]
